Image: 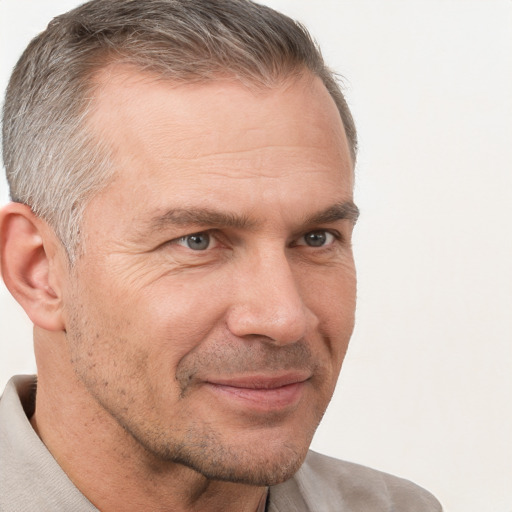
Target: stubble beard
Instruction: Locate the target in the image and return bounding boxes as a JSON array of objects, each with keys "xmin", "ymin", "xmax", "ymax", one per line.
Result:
[
  {"xmin": 113, "ymin": 343, "xmax": 324, "ymax": 486},
  {"xmin": 65, "ymin": 301, "xmax": 329, "ymax": 486}
]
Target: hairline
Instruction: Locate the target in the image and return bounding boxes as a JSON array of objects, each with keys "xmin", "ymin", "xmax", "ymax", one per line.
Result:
[{"xmin": 3, "ymin": 0, "xmax": 358, "ymax": 264}]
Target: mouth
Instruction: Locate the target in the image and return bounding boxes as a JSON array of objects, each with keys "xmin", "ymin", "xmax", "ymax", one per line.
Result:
[{"xmin": 203, "ymin": 373, "xmax": 311, "ymax": 412}]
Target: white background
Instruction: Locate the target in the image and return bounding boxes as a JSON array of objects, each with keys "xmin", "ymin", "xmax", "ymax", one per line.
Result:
[{"xmin": 1, "ymin": 1, "xmax": 511, "ymax": 511}]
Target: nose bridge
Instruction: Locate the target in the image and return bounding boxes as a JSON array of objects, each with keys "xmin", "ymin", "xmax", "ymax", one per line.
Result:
[{"xmin": 226, "ymin": 245, "xmax": 313, "ymax": 344}]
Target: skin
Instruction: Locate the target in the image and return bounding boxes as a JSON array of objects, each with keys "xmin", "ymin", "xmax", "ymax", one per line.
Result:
[{"xmin": 0, "ymin": 68, "xmax": 357, "ymax": 511}]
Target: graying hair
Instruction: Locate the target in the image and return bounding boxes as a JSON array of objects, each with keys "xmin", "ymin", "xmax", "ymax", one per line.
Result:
[{"xmin": 2, "ymin": 0, "xmax": 357, "ymax": 260}]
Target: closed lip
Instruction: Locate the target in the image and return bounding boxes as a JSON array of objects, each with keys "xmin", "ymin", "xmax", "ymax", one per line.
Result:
[
  {"xmin": 204, "ymin": 372, "xmax": 311, "ymax": 389},
  {"xmin": 203, "ymin": 372, "xmax": 311, "ymax": 411}
]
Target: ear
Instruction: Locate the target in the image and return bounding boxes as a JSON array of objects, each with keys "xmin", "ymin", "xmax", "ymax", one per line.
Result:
[{"xmin": 0, "ymin": 203, "xmax": 66, "ymax": 331}]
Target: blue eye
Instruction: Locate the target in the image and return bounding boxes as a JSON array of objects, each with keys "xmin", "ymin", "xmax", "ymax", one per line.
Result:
[
  {"xmin": 298, "ymin": 231, "xmax": 335, "ymax": 247},
  {"xmin": 178, "ymin": 232, "xmax": 212, "ymax": 251}
]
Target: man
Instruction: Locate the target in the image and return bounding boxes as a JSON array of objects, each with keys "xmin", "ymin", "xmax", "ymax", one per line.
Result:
[{"xmin": 0, "ymin": 1, "xmax": 442, "ymax": 510}]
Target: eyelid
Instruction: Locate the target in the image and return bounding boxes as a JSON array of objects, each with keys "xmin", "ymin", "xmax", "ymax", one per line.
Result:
[
  {"xmin": 293, "ymin": 229, "xmax": 340, "ymax": 247},
  {"xmin": 172, "ymin": 230, "xmax": 221, "ymax": 250}
]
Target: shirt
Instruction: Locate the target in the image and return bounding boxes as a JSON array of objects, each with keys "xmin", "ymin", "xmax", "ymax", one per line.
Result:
[{"xmin": 0, "ymin": 375, "xmax": 442, "ymax": 511}]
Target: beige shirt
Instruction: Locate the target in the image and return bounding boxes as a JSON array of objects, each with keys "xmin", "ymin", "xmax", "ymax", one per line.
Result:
[{"xmin": 0, "ymin": 376, "xmax": 442, "ymax": 511}]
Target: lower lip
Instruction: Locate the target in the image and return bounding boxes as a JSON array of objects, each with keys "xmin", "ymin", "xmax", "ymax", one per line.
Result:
[{"xmin": 205, "ymin": 381, "xmax": 306, "ymax": 412}]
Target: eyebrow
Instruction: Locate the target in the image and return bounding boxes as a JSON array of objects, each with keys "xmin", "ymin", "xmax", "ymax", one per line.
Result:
[
  {"xmin": 147, "ymin": 207, "xmax": 256, "ymax": 231},
  {"xmin": 145, "ymin": 200, "xmax": 359, "ymax": 233},
  {"xmin": 304, "ymin": 201, "xmax": 360, "ymax": 225}
]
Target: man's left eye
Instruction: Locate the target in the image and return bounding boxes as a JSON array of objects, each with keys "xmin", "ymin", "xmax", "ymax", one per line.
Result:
[
  {"xmin": 176, "ymin": 232, "xmax": 217, "ymax": 251},
  {"xmin": 296, "ymin": 230, "xmax": 336, "ymax": 247}
]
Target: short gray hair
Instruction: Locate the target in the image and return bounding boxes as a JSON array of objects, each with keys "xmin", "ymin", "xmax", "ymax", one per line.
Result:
[{"xmin": 2, "ymin": 0, "xmax": 357, "ymax": 260}]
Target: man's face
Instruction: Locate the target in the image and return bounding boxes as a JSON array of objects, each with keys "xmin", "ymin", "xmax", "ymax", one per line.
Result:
[{"xmin": 61, "ymin": 68, "xmax": 357, "ymax": 485}]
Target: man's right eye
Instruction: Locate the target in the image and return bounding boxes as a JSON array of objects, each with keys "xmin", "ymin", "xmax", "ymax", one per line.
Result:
[{"xmin": 175, "ymin": 232, "xmax": 216, "ymax": 251}]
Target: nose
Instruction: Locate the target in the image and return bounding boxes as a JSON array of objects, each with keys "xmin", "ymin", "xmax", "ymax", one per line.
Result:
[{"xmin": 225, "ymin": 248, "xmax": 317, "ymax": 345}]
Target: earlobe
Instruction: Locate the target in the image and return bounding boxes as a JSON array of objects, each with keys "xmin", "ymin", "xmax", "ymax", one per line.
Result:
[{"xmin": 0, "ymin": 203, "xmax": 66, "ymax": 331}]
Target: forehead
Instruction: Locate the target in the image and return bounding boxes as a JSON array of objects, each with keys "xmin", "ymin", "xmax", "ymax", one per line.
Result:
[{"xmin": 85, "ymin": 66, "xmax": 353, "ymax": 224}]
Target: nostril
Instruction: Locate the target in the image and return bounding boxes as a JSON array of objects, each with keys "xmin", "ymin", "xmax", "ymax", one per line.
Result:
[{"xmin": 225, "ymin": 300, "xmax": 310, "ymax": 346}]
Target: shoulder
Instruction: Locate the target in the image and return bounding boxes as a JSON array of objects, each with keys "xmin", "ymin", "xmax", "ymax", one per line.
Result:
[
  {"xmin": 0, "ymin": 376, "xmax": 98, "ymax": 511},
  {"xmin": 269, "ymin": 450, "xmax": 442, "ymax": 512}
]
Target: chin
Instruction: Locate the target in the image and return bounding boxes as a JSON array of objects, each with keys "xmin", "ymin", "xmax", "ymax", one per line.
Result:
[{"xmin": 168, "ymin": 438, "xmax": 310, "ymax": 486}]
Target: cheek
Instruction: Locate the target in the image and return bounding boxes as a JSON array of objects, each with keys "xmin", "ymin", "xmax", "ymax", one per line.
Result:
[
  {"xmin": 121, "ymin": 280, "xmax": 229, "ymax": 372},
  {"xmin": 300, "ymin": 262, "xmax": 356, "ymax": 375},
  {"xmin": 66, "ymin": 256, "xmax": 233, "ymax": 386},
  {"xmin": 301, "ymin": 259, "xmax": 356, "ymax": 326}
]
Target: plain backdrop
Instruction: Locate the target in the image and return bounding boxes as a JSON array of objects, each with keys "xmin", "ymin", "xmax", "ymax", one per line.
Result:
[{"xmin": 1, "ymin": 1, "xmax": 511, "ymax": 511}]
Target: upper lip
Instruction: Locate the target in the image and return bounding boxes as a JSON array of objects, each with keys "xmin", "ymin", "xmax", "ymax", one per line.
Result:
[{"xmin": 204, "ymin": 372, "xmax": 311, "ymax": 390}]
